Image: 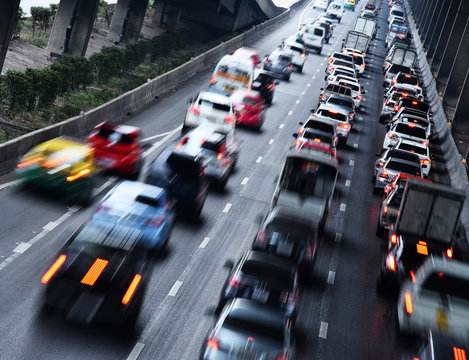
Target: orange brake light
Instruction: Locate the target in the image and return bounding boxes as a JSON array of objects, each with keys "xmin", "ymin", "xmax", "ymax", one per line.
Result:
[
  {"xmin": 412, "ymin": 101, "xmax": 418, "ymax": 105},
  {"xmin": 43, "ymin": 155, "xmax": 70, "ymax": 168},
  {"xmin": 122, "ymin": 274, "xmax": 142, "ymax": 305},
  {"xmin": 66, "ymin": 168, "xmax": 91, "ymax": 182},
  {"xmin": 404, "ymin": 292, "xmax": 413, "ymax": 314},
  {"xmin": 416, "ymin": 241, "xmax": 428, "ymax": 255},
  {"xmin": 81, "ymin": 258, "xmax": 108, "ymax": 286},
  {"xmin": 453, "ymin": 347, "xmax": 467, "ymax": 360},
  {"xmin": 447, "ymin": 248, "xmax": 453, "ymax": 258},
  {"xmin": 391, "ymin": 233, "xmax": 397, "ymax": 244},
  {"xmin": 41, "ymin": 254, "xmax": 66, "ymax": 284},
  {"xmin": 17, "ymin": 156, "xmax": 43, "ymax": 168}
]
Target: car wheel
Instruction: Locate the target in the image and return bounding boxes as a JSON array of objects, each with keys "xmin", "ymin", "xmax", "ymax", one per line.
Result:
[
  {"xmin": 181, "ymin": 124, "xmax": 189, "ymax": 134},
  {"xmin": 326, "ymin": 38, "xmax": 329, "ymax": 44},
  {"xmin": 338, "ymin": 18, "xmax": 341, "ymax": 23},
  {"xmin": 317, "ymin": 47, "xmax": 322, "ymax": 55}
]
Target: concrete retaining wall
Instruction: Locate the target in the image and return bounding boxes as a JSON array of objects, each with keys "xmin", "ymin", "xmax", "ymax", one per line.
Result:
[
  {"xmin": 405, "ymin": 1, "xmax": 469, "ymax": 240},
  {"xmin": 0, "ymin": 5, "xmax": 296, "ymax": 175}
]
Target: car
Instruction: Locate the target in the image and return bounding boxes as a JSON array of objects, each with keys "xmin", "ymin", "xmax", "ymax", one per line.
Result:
[
  {"xmin": 87, "ymin": 122, "xmax": 143, "ymax": 178},
  {"xmin": 174, "ymin": 122, "xmax": 239, "ymax": 189},
  {"xmin": 388, "ymin": 5, "xmax": 405, "ymax": 22},
  {"xmin": 280, "ymin": 39, "xmax": 307, "ymax": 72},
  {"xmin": 389, "ymin": 114, "xmax": 433, "ymax": 140},
  {"xmin": 407, "ymin": 330, "xmax": 469, "ymax": 360},
  {"xmin": 314, "ymin": 19, "xmax": 333, "ymax": 44},
  {"xmin": 325, "ymin": 94, "xmax": 356, "ymax": 121},
  {"xmin": 390, "ymin": 138, "xmax": 431, "ymax": 177},
  {"xmin": 326, "ymin": 1, "xmax": 344, "ymax": 22},
  {"xmin": 383, "ymin": 64, "xmax": 414, "ymax": 89},
  {"xmin": 93, "ymin": 181, "xmax": 175, "ymax": 253},
  {"xmin": 230, "ymin": 89, "xmax": 265, "ymax": 130},
  {"xmin": 293, "ymin": 127, "xmax": 337, "ymax": 158},
  {"xmin": 40, "ymin": 217, "xmax": 152, "ymax": 327},
  {"xmin": 382, "ymin": 122, "xmax": 428, "ymax": 150},
  {"xmin": 252, "ymin": 206, "xmax": 319, "ymax": 272},
  {"xmin": 232, "ymin": 47, "xmax": 260, "ymax": 68},
  {"xmin": 376, "ymin": 174, "xmax": 430, "ymax": 237},
  {"xmin": 297, "ymin": 23, "xmax": 325, "ymax": 54},
  {"xmin": 16, "ymin": 136, "xmax": 98, "ymax": 204},
  {"xmin": 145, "ymin": 147, "xmax": 209, "ymax": 219},
  {"xmin": 361, "ymin": 9, "xmax": 375, "ymax": 18},
  {"xmin": 319, "ymin": 82, "xmax": 354, "ymax": 105},
  {"xmin": 298, "ymin": 115, "xmax": 338, "ymax": 147},
  {"xmin": 325, "ymin": 65, "xmax": 358, "ymax": 83},
  {"xmin": 344, "ymin": 0, "xmax": 356, "ymax": 11},
  {"xmin": 374, "ymin": 157, "xmax": 422, "ymax": 193},
  {"xmin": 362, "ymin": 3, "xmax": 376, "ymax": 13},
  {"xmin": 343, "ymin": 50, "xmax": 366, "ymax": 75},
  {"xmin": 380, "ymin": 91, "xmax": 419, "ymax": 123},
  {"xmin": 392, "ymin": 97, "xmax": 431, "ymax": 119},
  {"xmin": 384, "ymin": 83, "xmax": 423, "ymax": 101},
  {"xmin": 397, "ymin": 256, "xmax": 469, "ymax": 343},
  {"xmin": 373, "ymin": 148, "xmax": 421, "ymax": 182},
  {"xmin": 328, "ymin": 51, "xmax": 354, "ymax": 66},
  {"xmin": 200, "ymin": 298, "xmax": 295, "ymax": 360},
  {"xmin": 313, "ymin": 103, "xmax": 352, "ymax": 144},
  {"xmin": 216, "ymin": 250, "xmax": 300, "ymax": 319},
  {"xmin": 183, "ymin": 91, "xmax": 234, "ymax": 133},
  {"xmin": 251, "ymin": 69, "xmax": 279, "ymax": 105},
  {"xmin": 325, "ymin": 58, "xmax": 357, "ymax": 78},
  {"xmin": 335, "ymin": 78, "xmax": 363, "ymax": 108},
  {"xmin": 263, "ymin": 49, "xmax": 294, "ymax": 80},
  {"xmin": 312, "ymin": 0, "xmax": 329, "ymax": 10},
  {"xmin": 391, "ymin": 72, "xmax": 421, "ymax": 88}
]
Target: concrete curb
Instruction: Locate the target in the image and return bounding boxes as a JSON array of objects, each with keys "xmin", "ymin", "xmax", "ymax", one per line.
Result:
[
  {"xmin": 0, "ymin": 5, "xmax": 296, "ymax": 176},
  {"xmin": 405, "ymin": 1, "xmax": 469, "ymax": 240}
]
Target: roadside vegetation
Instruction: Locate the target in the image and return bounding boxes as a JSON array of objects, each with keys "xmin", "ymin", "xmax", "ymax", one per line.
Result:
[{"xmin": 0, "ymin": 1, "xmax": 238, "ymax": 143}]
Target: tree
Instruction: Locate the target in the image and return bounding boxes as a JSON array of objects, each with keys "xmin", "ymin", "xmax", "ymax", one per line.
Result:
[
  {"xmin": 98, "ymin": 0, "xmax": 115, "ymax": 28},
  {"xmin": 1, "ymin": 71, "xmax": 32, "ymax": 116},
  {"xmin": 30, "ymin": 7, "xmax": 52, "ymax": 36}
]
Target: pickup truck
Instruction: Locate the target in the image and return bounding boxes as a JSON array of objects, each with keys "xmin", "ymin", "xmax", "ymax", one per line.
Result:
[{"xmin": 342, "ymin": 30, "xmax": 370, "ymax": 54}]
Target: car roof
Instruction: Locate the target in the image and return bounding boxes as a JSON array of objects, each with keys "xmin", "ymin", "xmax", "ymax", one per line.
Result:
[
  {"xmin": 227, "ymin": 298, "xmax": 286, "ymax": 329},
  {"xmin": 267, "ymin": 205, "xmax": 318, "ymax": 233},
  {"xmin": 102, "ymin": 180, "xmax": 165, "ymax": 207},
  {"xmin": 318, "ymin": 102, "xmax": 349, "ymax": 115}
]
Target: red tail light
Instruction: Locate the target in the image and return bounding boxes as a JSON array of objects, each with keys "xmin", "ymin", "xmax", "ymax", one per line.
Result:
[
  {"xmin": 447, "ymin": 248, "xmax": 453, "ymax": 258},
  {"xmin": 338, "ymin": 123, "xmax": 350, "ymax": 129},
  {"xmin": 207, "ymin": 338, "xmax": 219, "ymax": 350},
  {"xmin": 329, "ymin": 58, "xmax": 333, "ymax": 63},
  {"xmin": 210, "ymin": 76, "xmax": 216, "ymax": 85},
  {"xmin": 391, "ymin": 233, "xmax": 397, "ymax": 244},
  {"xmin": 380, "ymin": 170, "xmax": 389, "ymax": 178},
  {"xmin": 404, "ymin": 74, "xmax": 411, "ymax": 78},
  {"xmin": 360, "ymin": 63, "xmax": 365, "ymax": 67},
  {"xmin": 394, "ymin": 105, "xmax": 399, "ymax": 112},
  {"xmin": 420, "ymin": 159, "xmax": 430, "ymax": 165},
  {"xmin": 144, "ymin": 215, "xmax": 165, "ymax": 227},
  {"xmin": 404, "ymin": 292, "xmax": 413, "ymax": 314},
  {"xmin": 392, "ymin": 79, "xmax": 397, "ymax": 84},
  {"xmin": 217, "ymin": 152, "xmax": 223, "ymax": 160},
  {"xmin": 17, "ymin": 156, "xmax": 43, "ymax": 168},
  {"xmin": 412, "ymin": 101, "xmax": 418, "ymax": 105},
  {"xmin": 286, "ymin": 65, "xmax": 293, "ymax": 70},
  {"xmin": 407, "ymin": 123, "xmax": 415, "ymax": 128},
  {"xmin": 176, "ymin": 136, "xmax": 189, "ymax": 150},
  {"xmin": 224, "ymin": 115, "xmax": 234, "ymax": 123},
  {"xmin": 229, "ymin": 275, "xmax": 243, "ymax": 288},
  {"xmin": 329, "ymin": 65, "xmax": 334, "ymax": 71},
  {"xmin": 190, "ymin": 105, "xmax": 200, "ymax": 115},
  {"xmin": 388, "ymin": 132, "xmax": 397, "ymax": 139},
  {"xmin": 387, "ymin": 254, "xmax": 396, "ymax": 272},
  {"xmin": 383, "ymin": 206, "xmax": 388, "ymax": 213},
  {"xmin": 66, "ymin": 168, "xmax": 91, "ymax": 182},
  {"xmin": 81, "ymin": 258, "xmax": 108, "ymax": 286},
  {"xmin": 122, "ymin": 274, "xmax": 142, "ymax": 305},
  {"xmin": 357, "ymin": 94, "xmax": 362, "ymax": 100},
  {"xmin": 41, "ymin": 254, "xmax": 67, "ymax": 284},
  {"xmin": 275, "ymin": 353, "xmax": 288, "ymax": 360},
  {"xmin": 420, "ymin": 141, "xmax": 428, "ymax": 146},
  {"xmin": 298, "ymin": 128, "xmax": 304, "ymax": 135},
  {"xmin": 256, "ymin": 230, "xmax": 267, "ymax": 245},
  {"xmin": 453, "ymin": 347, "xmax": 467, "ymax": 360},
  {"xmin": 402, "ymin": 93, "xmax": 408, "ymax": 98}
]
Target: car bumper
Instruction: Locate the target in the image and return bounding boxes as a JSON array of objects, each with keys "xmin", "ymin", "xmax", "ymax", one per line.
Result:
[{"xmin": 375, "ymin": 176, "xmax": 391, "ymax": 190}]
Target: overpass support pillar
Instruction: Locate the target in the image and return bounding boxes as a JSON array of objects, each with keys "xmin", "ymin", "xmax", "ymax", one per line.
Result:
[
  {"xmin": 0, "ymin": 0, "xmax": 21, "ymax": 72},
  {"xmin": 426, "ymin": 0, "xmax": 449, "ymax": 59},
  {"xmin": 46, "ymin": 0, "xmax": 99, "ymax": 58},
  {"xmin": 436, "ymin": 0, "xmax": 469, "ymax": 89},
  {"xmin": 109, "ymin": 0, "xmax": 149, "ymax": 44},
  {"xmin": 151, "ymin": 1, "xmax": 181, "ymax": 30}
]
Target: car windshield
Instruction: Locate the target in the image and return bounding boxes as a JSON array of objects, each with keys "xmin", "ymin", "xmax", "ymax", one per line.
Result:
[
  {"xmin": 398, "ymin": 75, "xmax": 418, "ymax": 85},
  {"xmin": 305, "ymin": 120, "xmax": 334, "ymax": 133},
  {"xmin": 386, "ymin": 160, "xmax": 420, "ymax": 176},
  {"xmin": 317, "ymin": 109, "xmax": 347, "ymax": 121},
  {"xmin": 327, "ymin": 96, "xmax": 353, "ymax": 109},
  {"xmin": 389, "ymin": 64, "xmax": 412, "ymax": 75},
  {"xmin": 421, "ymin": 273, "xmax": 469, "ymax": 301},
  {"xmin": 396, "ymin": 142, "xmax": 427, "ymax": 155},
  {"xmin": 395, "ymin": 124, "xmax": 427, "ymax": 139}
]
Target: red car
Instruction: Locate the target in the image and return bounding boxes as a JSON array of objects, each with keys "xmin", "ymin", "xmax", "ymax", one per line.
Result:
[
  {"xmin": 87, "ymin": 122, "xmax": 143, "ymax": 178},
  {"xmin": 230, "ymin": 90, "xmax": 265, "ymax": 130}
]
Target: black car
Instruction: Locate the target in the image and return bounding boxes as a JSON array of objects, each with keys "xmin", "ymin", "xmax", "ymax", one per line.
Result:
[
  {"xmin": 217, "ymin": 250, "xmax": 299, "ymax": 320},
  {"xmin": 252, "ymin": 206, "xmax": 319, "ymax": 274},
  {"xmin": 41, "ymin": 219, "xmax": 151, "ymax": 327},
  {"xmin": 145, "ymin": 147, "xmax": 209, "ymax": 219},
  {"xmin": 406, "ymin": 331, "xmax": 469, "ymax": 360},
  {"xmin": 201, "ymin": 298, "xmax": 294, "ymax": 360},
  {"xmin": 263, "ymin": 49, "xmax": 294, "ymax": 81},
  {"xmin": 252, "ymin": 70, "xmax": 279, "ymax": 105}
]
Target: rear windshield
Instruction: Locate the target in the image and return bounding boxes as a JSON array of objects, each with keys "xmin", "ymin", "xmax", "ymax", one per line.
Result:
[
  {"xmin": 339, "ymin": 82, "xmax": 359, "ymax": 92},
  {"xmin": 327, "ymin": 96, "xmax": 354, "ymax": 108},
  {"xmin": 396, "ymin": 142, "xmax": 427, "ymax": 155},
  {"xmin": 387, "ymin": 160, "xmax": 420, "ymax": 176},
  {"xmin": 223, "ymin": 315, "xmax": 283, "ymax": 343},
  {"xmin": 351, "ymin": 56, "xmax": 363, "ymax": 65},
  {"xmin": 391, "ymin": 9, "xmax": 404, "ymax": 17},
  {"xmin": 305, "ymin": 120, "xmax": 334, "ymax": 133},
  {"xmin": 317, "ymin": 109, "xmax": 347, "ymax": 121},
  {"xmin": 397, "ymin": 75, "xmax": 418, "ymax": 85},
  {"xmin": 167, "ymin": 153, "xmax": 203, "ymax": 177},
  {"xmin": 395, "ymin": 123, "xmax": 427, "ymax": 138},
  {"xmin": 199, "ymin": 99, "xmax": 231, "ymax": 113},
  {"xmin": 422, "ymin": 273, "xmax": 469, "ymax": 301},
  {"xmin": 389, "ymin": 64, "xmax": 411, "ymax": 74},
  {"xmin": 242, "ymin": 259, "xmax": 293, "ymax": 288},
  {"xmin": 302, "ymin": 130, "xmax": 332, "ymax": 143},
  {"xmin": 335, "ymin": 60, "xmax": 354, "ymax": 68},
  {"xmin": 400, "ymin": 99, "xmax": 429, "ymax": 113},
  {"xmin": 333, "ymin": 53, "xmax": 353, "ymax": 62},
  {"xmin": 403, "ymin": 117, "xmax": 429, "ymax": 128}
]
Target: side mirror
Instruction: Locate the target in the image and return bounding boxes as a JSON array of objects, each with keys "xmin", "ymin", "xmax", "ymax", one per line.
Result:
[
  {"xmin": 299, "ymin": 121, "xmax": 304, "ymax": 125},
  {"xmin": 292, "ymin": 133, "xmax": 298, "ymax": 138},
  {"xmin": 310, "ymin": 108, "xmax": 316, "ymax": 113},
  {"xmin": 320, "ymin": 88, "xmax": 324, "ymax": 91},
  {"xmin": 375, "ymin": 152, "xmax": 381, "ymax": 157},
  {"xmin": 223, "ymin": 259, "xmax": 235, "ymax": 270}
]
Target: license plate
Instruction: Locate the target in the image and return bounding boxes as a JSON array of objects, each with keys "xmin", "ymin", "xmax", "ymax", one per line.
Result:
[{"xmin": 252, "ymin": 287, "xmax": 270, "ymax": 303}]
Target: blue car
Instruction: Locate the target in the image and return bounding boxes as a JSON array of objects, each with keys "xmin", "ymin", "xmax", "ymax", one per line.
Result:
[{"xmin": 94, "ymin": 180, "xmax": 175, "ymax": 253}]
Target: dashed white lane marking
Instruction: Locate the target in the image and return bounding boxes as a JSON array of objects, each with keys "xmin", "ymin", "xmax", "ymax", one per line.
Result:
[
  {"xmin": 358, "ymin": 116, "xmax": 363, "ymax": 121},
  {"xmin": 13, "ymin": 243, "xmax": 31, "ymax": 254},
  {"xmin": 279, "ymin": 123, "xmax": 285, "ymax": 129},
  {"xmin": 349, "ymin": 159, "xmax": 355, "ymax": 166},
  {"xmin": 296, "ymin": 100, "xmax": 300, "ymax": 104},
  {"xmin": 256, "ymin": 156, "xmax": 263, "ymax": 163},
  {"xmin": 353, "ymin": 143, "xmax": 359, "ymax": 149},
  {"xmin": 345, "ymin": 179, "xmax": 351, "ymax": 187},
  {"xmin": 288, "ymin": 110, "xmax": 293, "ymax": 116},
  {"xmin": 0, "ymin": 179, "xmax": 21, "ymax": 191},
  {"xmin": 316, "ymin": 69, "xmax": 320, "ymax": 72},
  {"xmin": 43, "ymin": 221, "xmax": 58, "ymax": 231},
  {"xmin": 366, "ymin": 82, "xmax": 370, "ymax": 86},
  {"xmin": 340, "ymin": 203, "xmax": 346, "ymax": 212},
  {"xmin": 241, "ymin": 177, "xmax": 249, "ymax": 185},
  {"xmin": 319, "ymin": 321, "xmax": 329, "ymax": 339},
  {"xmin": 127, "ymin": 342, "xmax": 145, "ymax": 360},
  {"xmin": 199, "ymin": 237, "xmax": 211, "ymax": 249},
  {"xmin": 222, "ymin": 203, "xmax": 232, "ymax": 213},
  {"xmin": 363, "ymin": 97, "xmax": 367, "ymax": 102},
  {"xmin": 168, "ymin": 280, "xmax": 183, "ymax": 297},
  {"xmin": 307, "ymin": 83, "xmax": 311, "ymax": 87},
  {"xmin": 269, "ymin": 139, "xmax": 275, "ymax": 145},
  {"xmin": 93, "ymin": 176, "xmax": 117, "ymax": 197},
  {"xmin": 327, "ymin": 271, "xmax": 336, "ymax": 285},
  {"xmin": 301, "ymin": 91, "xmax": 306, "ymax": 95}
]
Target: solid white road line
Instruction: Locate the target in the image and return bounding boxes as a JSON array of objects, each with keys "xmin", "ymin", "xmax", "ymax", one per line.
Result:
[
  {"xmin": 168, "ymin": 281, "xmax": 183, "ymax": 297},
  {"xmin": 126, "ymin": 342, "xmax": 145, "ymax": 360},
  {"xmin": 199, "ymin": 237, "xmax": 211, "ymax": 249},
  {"xmin": 222, "ymin": 203, "xmax": 232, "ymax": 213},
  {"xmin": 143, "ymin": 125, "xmax": 182, "ymax": 157},
  {"xmin": 279, "ymin": 123, "xmax": 285, "ymax": 129},
  {"xmin": 13, "ymin": 243, "xmax": 31, "ymax": 254},
  {"xmin": 319, "ymin": 321, "xmax": 328, "ymax": 339}
]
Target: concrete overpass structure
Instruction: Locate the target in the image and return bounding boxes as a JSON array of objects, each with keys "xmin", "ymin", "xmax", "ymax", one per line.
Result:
[{"xmin": 0, "ymin": 0, "xmax": 284, "ymax": 72}]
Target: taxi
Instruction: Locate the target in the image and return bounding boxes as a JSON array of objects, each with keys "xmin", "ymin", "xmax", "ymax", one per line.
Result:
[
  {"xmin": 344, "ymin": 0, "xmax": 356, "ymax": 10},
  {"xmin": 16, "ymin": 136, "xmax": 98, "ymax": 204}
]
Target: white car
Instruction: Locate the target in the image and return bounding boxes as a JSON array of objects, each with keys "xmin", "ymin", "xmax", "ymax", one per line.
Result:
[
  {"xmin": 343, "ymin": 49, "xmax": 366, "ymax": 75},
  {"xmin": 281, "ymin": 39, "xmax": 307, "ymax": 72},
  {"xmin": 336, "ymin": 78, "xmax": 363, "ymax": 108},
  {"xmin": 325, "ymin": 65, "xmax": 358, "ymax": 82},
  {"xmin": 398, "ymin": 256, "xmax": 469, "ymax": 343},
  {"xmin": 313, "ymin": 0, "xmax": 329, "ymax": 10},
  {"xmin": 393, "ymin": 138, "xmax": 431, "ymax": 177},
  {"xmin": 389, "ymin": 114, "xmax": 433, "ymax": 139},
  {"xmin": 382, "ymin": 122, "xmax": 428, "ymax": 150},
  {"xmin": 297, "ymin": 24, "xmax": 325, "ymax": 54},
  {"xmin": 183, "ymin": 91, "xmax": 234, "ymax": 133},
  {"xmin": 314, "ymin": 103, "xmax": 352, "ymax": 144},
  {"xmin": 326, "ymin": 1, "xmax": 344, "ymax": 22}
]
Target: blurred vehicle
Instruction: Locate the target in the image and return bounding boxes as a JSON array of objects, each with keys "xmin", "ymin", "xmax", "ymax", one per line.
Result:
[
  {"xmin": 312, "ymin": 0, "xmax": 329, "ymax": 10},
  {"xmin": 87, "ymin": 122, "xmax": 143, "ymax": 178},
  {"xmin": 16, "ymin": 136, "xmax": 97, "ymax": 204},
  {"xmin": 314, "ymin": 103, "xmax": 352, "ymax": 144},
  {"xmin": 319, "ymin": 82, "xmax": 354, "ymax": 104},
  {"xmin": 263, "ymin": 49, "xmax": 294, "ymax": 80},
  {"xmin": 392, "ymin": 97, "xmax": 431, "ymax": 119},
  {"xmin": 210, "ymin": 54, "xmax": 254, "ymax": 96},
  {"xmin": 293, "ymin": 127, "xmax": 337, "ymax": 159},
  {"xmin": 252, "ymin": 205, "xmax": 319, "ymax": 272},
  {"xmin": 315, "ymin": 18, "xmax": 333, "ymax": 44},
  {"xmin": 216, "ymin": 250, "xmax": 300, "ymax": 319},
  {"xmin": 382, "ymin": 121, "xmax": 428, "ymax": 150},
  {"xmin": 174, "ymin": 122, "xmax": 239, "ymax": 189},
  {"xmin": 40, "ymin": 217, "xmax": 151, "ymax": 327},
  {"xmin": 145, "ymin": 148, "xmax": 209, "ymax": 219},
  {"xmin": 325, "ymin": 65, "xmax": 358, "ymax": 82},
  {"xmin": 335, "ymin": 78, "xmax": 363, "ymax": 108},
  {"xmin": 388, "ymin": 5, "xmax": 405, "ymax": 22},
  {"xmin": 361, "ymin": 9, "xmax": 375, "ymax": 19},
  {"xmin": 384, "ymin": 83, "xmax": 423, "ymax": 101},
  {"xmin": 280, "ymin": 38, "xmax": 307, "ymax": 72},
  {"xmin": 94, "ymin": 181, "xmax": 175, "ymax": 253},
  {"xmin": 373, "ymin": 157, "xmax": 422, "ymax": 193},
  {"xmin": 298, "ymin": 115, "xmax": 338, "ymax": 147},
  {"xmin": 232, "ymin": 47, "xmax": 260, "ymax": 68},
  {"xmin": 397, "ymin": 257, "xmax": 469, "ymax": 343},
  {"xmin": 380, "ymin": 90, "xmax": 418, "ymax": 123},
  {"xmin": 252, "ymin": 70, "xmax": 279, "ymax": 105},
  {"xmin": 183, "ymin": 91, "xmax": 234, "ymax": 133},
  {"xmin": 362, "ymin": 3, "xmax": 376, "ymax": 13},
  {"xmin": 230, "ymin": 89, "xmax": 265, "ymax": 130},
  {"xmin": 297, "ymin": 23, "xmax": 325, "ymax": 54},
  {"xmin": 200, "ymin": 298, "xmax": 294, "ymax": 360},
  {"xmin": 329, "ymin": 51, "xmax": 355, "ymax": 66},
  {"xmin": 354, "ymin": 16, "xmax": 377, "ymax": 38},
  {"xmin": 344, "ymin": 0, "xmax": 356, "ymax": 11},
  {"xmin": 373, "ymin": 148, "xmax": 421, "ymax": 182},
  {"xmin": 343, "ymin": 50, "xmax": 366, "ymax": 75},
  {"xmin": 325, "ymin": 58, "xmax": 357, "ymax": 78},
  {"xmin": 326, "ymin": 1, "xmax": 344, "ymax": 22},
  {"xmin": 406, "ymin": 330, "xmax": 469, "ymax": 360}
]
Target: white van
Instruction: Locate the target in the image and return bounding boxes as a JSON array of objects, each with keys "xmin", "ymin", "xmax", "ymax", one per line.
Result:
[
  {"xmin": 326, "ymin": 2, "xmax": 344, "ymax": 22},
  {"xmin": 297, "ymin": 24, "xmax": 325, "ymax": 54},
  {"xmin": 388, "ymin": 6, "xmax": 405, "ymax": 22},
  {"xmin": 209, "ymin": 55, "xmax": 254, "ymax": 96}
]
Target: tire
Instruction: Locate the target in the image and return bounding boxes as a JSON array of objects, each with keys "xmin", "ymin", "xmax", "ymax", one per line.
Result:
[
  {"xmin": 338, "ymin": 18, "xmax": 341, "ymax": 23},
  {"xmin": 297, "ymin": 64, "xmax": 303, "ymax": 73},
  {"xmin": 317, "ymin": 47, "xmax": 322, "ymax": 55},
  {"xmin": 326, "ymin": 38, "xmax": 329, "ymax": 44}
]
